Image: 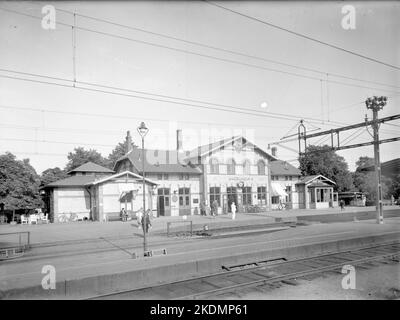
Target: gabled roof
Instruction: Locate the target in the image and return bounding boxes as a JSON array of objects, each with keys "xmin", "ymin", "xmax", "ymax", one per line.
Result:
[
  {"xmin": 296, "ymin": 175, "xmax": 336, "ymax": 185},
  {"xmin": 114, "ymin": 149, "xmax": 202, "ymax": 174},
  {"xmin": 67, "ymin": 162, "xmax": 114, "ymax": 174},
  {"xmin": 87, "ymin": 171, "xmax": 157, "ymax": 186},
  {"xmin": 187, "ymin": 136, "xmax": 277, "ymax": 161},
  {"xmin": 44, "ymin": 175, "xmax": 97, "ymax": 188},
  {"xmin": 270, "ymin": 160, "xmax": 301, "ymax": 176}
]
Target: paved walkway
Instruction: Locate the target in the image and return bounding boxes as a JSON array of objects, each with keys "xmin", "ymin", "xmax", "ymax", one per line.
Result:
[
  {"xmin": 1, "ymin": 217, "xmax": 399, "ymax": 296},
  {"xmin": 0, "ymin": 205, "xmax": 398, "ymax": 246}
]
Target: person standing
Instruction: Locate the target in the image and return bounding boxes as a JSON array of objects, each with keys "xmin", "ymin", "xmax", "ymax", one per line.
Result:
[
  {"xmin": 231, "ymin": 202, "xmax": 237, "ymax": 220},
  {"xmin": 137, "ymin": 208, "xmax": 143, "ymax": 229},
  {"xmin": 200, "ymin": 201, "xmax": 206, "ymax": 216},
  {"xmin": 340, "ymin": 199, "xmax": 345, "ymax": 210},
  {"xmin": 141, "ymin": 213, "xmax": 151, "ymax": 233},
  {"xmin": 212, "ymin": 200, "xmax": 219, "ymax": 218}
]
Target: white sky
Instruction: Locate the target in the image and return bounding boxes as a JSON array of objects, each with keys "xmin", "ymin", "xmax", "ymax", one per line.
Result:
[{"xmin": 0, "ymin": 1, "xmax": 399, "ymax": 174}]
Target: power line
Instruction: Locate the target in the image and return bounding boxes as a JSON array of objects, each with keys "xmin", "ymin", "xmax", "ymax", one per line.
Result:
[
  {"xmin": 0, "ymin": 70, "xmax": 362, "ymax": 127},
  {"xmin": 1, "ymin": 6, "xmax": 400, "ymax": 95},
  {"xmin": 3, "ymin": 67, "xmax": 400, "ymax": 136},
  {"xmin": 204, "ymin": 1, "xmax": 400, "ymax": 71},
  {"xmin": 27, "ymin": 1, "xmax": 400, "ymax": 90}
]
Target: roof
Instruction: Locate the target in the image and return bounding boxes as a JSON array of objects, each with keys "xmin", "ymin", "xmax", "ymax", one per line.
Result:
[
  {"xmin": 88, "ymin": 171, "xmax": 157, "ymax": 186},
  {"xmin": 187, "ymin": 136, "xmax": 277, "ymax": 161},
  {"xmin": 44, "ymin": 175, "xmax": 97, "ymax": 188},
  {"xmin": 360, "ymin": 158, "xmax": 400, "ymax": 177},
  {"xmin": 115, "ymin": 149, "xmax": 203, "ymax": 174},
  {"xmin": 296, "ymin": 175, "xmax": 336, "ymax": 185},
  {"xmin": 67, "ymin": 162, "xmax": 114, "ymax": 174},
  {"xmin": 270, "ymin": 160, "xmax": 301, "ymax": 176}
]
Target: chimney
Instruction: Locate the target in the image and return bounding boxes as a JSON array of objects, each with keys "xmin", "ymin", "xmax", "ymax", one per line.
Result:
[
  {"xmin": 271, "ymin": 146, "xmax": 277, "ymax": 157},
  {"xmin": 125, "ymin": 131, "xmax": 133, "ymax": 154},
  {"xmin": 177, "ymin": 129, "xmax": 183, "ymax": 153}
]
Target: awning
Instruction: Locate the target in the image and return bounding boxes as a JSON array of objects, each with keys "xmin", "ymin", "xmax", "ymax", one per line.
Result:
[{"xmin": 271, "ymin": 183, "xmax": 288, "ymax": 197}]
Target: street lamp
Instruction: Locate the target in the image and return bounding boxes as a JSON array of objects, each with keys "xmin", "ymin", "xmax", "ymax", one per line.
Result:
[{"xmin": 137, "ymin": 121, "xmax": 149, "ymax": 255}]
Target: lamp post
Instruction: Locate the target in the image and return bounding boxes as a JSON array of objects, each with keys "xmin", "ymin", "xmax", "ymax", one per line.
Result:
[{"xmin": 137, "ymin": 122, "xmax": 149, "ymax": 255}]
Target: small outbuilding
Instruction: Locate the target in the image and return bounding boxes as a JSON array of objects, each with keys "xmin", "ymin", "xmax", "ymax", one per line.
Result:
[{"xmin": 296, "ymin": 175, "xmax": 338, "ymax": 209}]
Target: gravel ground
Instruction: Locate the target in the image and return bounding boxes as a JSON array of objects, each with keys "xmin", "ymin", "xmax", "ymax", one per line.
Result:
[{"xmin": 221, "ymin": 263, "xmax": 400, "ymax": 300}]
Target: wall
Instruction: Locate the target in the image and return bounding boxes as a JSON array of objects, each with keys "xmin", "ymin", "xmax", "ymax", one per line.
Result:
[
  {"xmin": 202, "ymin": 143, "xmax": 271, "ymax": 211},
  {"xmin": 147, "ymin": 174, "xmax": 201, "ymax": 216},
  {"xmin": 53, "ymin": 188, "xmax": 90, "ymax": 222}
]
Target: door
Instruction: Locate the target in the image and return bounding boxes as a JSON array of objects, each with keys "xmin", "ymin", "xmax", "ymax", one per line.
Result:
[
  {"xmin": 157, "ymin": 188, "xmax": 171, "ymax": 216},
  {"xmin": 179, "ymin": 187, "xmax": 191, "ymax": 216},
  {"xmin": 158, "ymin": 196, "xmax": 165, "ymax": 216}
]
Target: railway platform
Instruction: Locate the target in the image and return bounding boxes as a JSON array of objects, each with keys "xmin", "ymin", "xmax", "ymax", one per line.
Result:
[{"xmin": 0, "ymin": 210, "xmax": 399, "ymax": 299}]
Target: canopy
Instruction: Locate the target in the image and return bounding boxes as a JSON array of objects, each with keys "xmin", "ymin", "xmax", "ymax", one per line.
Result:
[{"xmin": 271, "ymin": 183, "xmax": 288, "ymax": 197}]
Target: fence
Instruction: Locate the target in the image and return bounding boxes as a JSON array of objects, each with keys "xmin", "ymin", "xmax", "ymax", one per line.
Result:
[
  {"xmin": 166, "ymin": 220, "xmax": 193, "ymax": 237},
  {"xmin": 0, "ymin": 231, "xmax": 30, "ymax": 260}
]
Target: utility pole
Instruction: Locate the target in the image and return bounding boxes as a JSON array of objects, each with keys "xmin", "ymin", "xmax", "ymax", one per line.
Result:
[
  {"xmin": 365, "ymin": 96, "xmax": 387, "ymax": 224},
  {"xmin": 267, "ymin": 97, "xmax": 399, "ymax": 225}
]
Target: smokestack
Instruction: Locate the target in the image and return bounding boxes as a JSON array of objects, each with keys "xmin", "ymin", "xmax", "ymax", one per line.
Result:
[
  {"xmin": 125, "ymin": 131, "xmax": 133, "ymax": 154},
  {"xmin": 177, "ymin": 129, "xmax": 183, "ymax": 153},
  {"xmin": 271, "ymin": 146, "xmax": 277, "ymax": 157}
]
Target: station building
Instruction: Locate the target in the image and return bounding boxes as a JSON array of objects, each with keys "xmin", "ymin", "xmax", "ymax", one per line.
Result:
[{"xmin": 43, "ymin": 130, "xmax": 339, "ymax": 222}]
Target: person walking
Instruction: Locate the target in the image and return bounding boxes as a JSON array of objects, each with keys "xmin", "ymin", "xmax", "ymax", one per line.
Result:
[{"xmin": 231, "ymin": 202, "xmax": 237, "ymax": 220}]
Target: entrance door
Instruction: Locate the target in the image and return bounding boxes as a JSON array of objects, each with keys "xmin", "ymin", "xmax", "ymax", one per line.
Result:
[
  {"xmin": 226, "ymin": 187, "xmax": 237, "ymax": 212},
  {"xmin": 178, "ymin": 187, "xmax": 191, "ymax": 216},
  {"xmin": 157, "ymin": 188, "xmax": 171, "ymax": 216}
]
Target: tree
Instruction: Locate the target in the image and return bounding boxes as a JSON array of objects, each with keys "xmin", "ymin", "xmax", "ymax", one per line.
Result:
[
  {"xmin": 0, "ymin": 152, "xmax": 43, "ymax": 210},
  {"xmin": 40, "ymin": 167, "xmax": 68, "ymax": 187},
  {"xmin": 107, "ymin": 140, "xmax": 136, "ymax": 169},
  {"xmin": 299, "ymin": 145, "xmax": 354, "ymax": 192},
  {"xmin": 353, "ymin": 156, "xmax": 390, "ymax": 202},
  {"xmin": 65, "ymin": 147, "xmax": 109, "ymax": 172}
]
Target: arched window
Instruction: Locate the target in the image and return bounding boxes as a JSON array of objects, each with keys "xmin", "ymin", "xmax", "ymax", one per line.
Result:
[
  {"xmin": 257, "ymin": 160, "xmax": 266, "ymax": 175},
  {"xmin": 209, "ymin": 158, "xmax": 219, "ymax": 174},
  {"xmin": 227, "ymin": 158, "xmax": 236, "ymax": 175},
  {"xmin": 243, "ymin": 159, "xmax": 251, "ymax": 175}
]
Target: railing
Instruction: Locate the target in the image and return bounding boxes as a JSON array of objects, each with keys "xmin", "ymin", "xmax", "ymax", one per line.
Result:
[
  {"xmin": 0, "ymin": 231, "xmax": 30, "ymax": 260},
  {"xmin": 166, "ymin": 220, "xmax": 193, "ymax": 237}
]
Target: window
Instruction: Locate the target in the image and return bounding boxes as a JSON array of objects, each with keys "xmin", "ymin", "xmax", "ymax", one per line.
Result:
[
  {"xmin": 257, "ymin": 160, "xmax": 265, "ymax": 175},
  {"xmin": 163, "ymin": 174, "xmax": 169, "ymax": 180},
  {"xmin": 179, "ymin": 174, "xmax": 189, "ymax": 180},
  {"xmin": 285, "ymin": 176, "xmax": 289, "ymax": 181},
  {"xmin": 272, "ymin": 196, "xmax": 280, "ymax": 204},
  {"xmin": 285, "ymin": 186, "xmax": 292, "ymax": 202},
  {"xmin": 209, "ymin": 158, "xmax": 219, "ymax": 174},
  {"xmin": 257, "ymin": 186, "xmax": 267, "ymax": 204},
  {"xmin": 209, "ymin": 187, "xmax": 221, "ymax": 206},
  {"xmin": 242, "ymin": 186, "xmax": 252, "ymax": 205},
  {"xmin": 289, "ymin": 176, "xmax": 292, "ymax": 181},
  {"xmin": 157, "ymin": 174, "xmax": 163, "ymax": 180},
  {"xmin": 243, "ymin": 160, "xmax": 251, "ymax": 175},
  {"xmin": 157, "ymin": 188, "xmax": 170, "ymax": 207},
  {"xmin": 227, "ymin": 158, "xmax": 236, "ymax": 175},
  {"xmin": 179, "ymin": 188, "xmax": 190, "ymax": 206}
]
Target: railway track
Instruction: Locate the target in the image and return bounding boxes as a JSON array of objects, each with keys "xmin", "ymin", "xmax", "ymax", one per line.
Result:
[{"xmin": 88, "ymin": 242, "xmax": 400, "ymax": 300}]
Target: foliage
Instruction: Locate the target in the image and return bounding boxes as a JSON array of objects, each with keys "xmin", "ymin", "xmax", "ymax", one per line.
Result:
[
  {"xmin": 353, "ymin": 156, "xmax": 391, "ymax": 201},
  {"xmin": 0, "ymin": 152, "xmax": 43, "ymax": 210},
  {"xmin": 107, "ymin": 140, "xmax": 136, "ymax": 169},
  {"xmin": 65, "ymin": 147, "xmax": 109, "ymax": 172},
  {"xmin": 40, "ymin": 167, "xmax": 68, "ymax": 187},
  {"xmin": 299, "ymin": 145, "xmax": 354, "ymax": 192}
]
